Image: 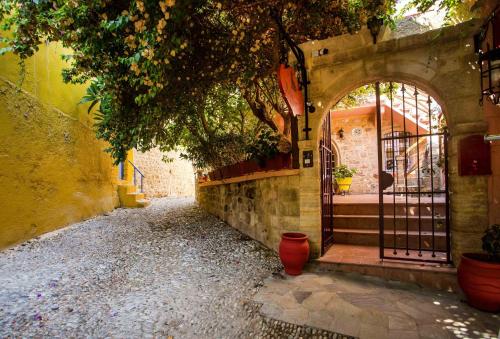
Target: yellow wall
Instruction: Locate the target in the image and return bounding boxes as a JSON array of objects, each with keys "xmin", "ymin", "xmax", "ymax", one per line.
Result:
[{"xmin": 0, "ymin": 42, "xmax": 120, "ymax": 250}]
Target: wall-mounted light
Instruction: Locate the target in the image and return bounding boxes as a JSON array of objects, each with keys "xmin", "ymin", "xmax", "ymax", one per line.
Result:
[
  {"xmin": 337, "ymin": 128, "xmax": 345, "ymax": 140},
  {"xmin": 476, "ymin": 7, "xmax": 500, "ymax": 106},
  {"xmin": 307, "ymin": 101, "xmax": 316, "ymax": 113},
  {"xmin": 312, "ymin": 48, "xmax": 329, "ymax": 57}
]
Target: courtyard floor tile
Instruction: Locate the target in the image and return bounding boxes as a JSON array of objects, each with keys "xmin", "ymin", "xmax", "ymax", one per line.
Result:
[{"xmin": 254, "ymin": 271, "xmax": 499, "ymax": 339}]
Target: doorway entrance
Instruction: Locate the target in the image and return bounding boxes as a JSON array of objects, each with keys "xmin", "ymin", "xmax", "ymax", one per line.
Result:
[{"xmin": 319, "ymin": 81, "xmax": 451, "ymax": 264}]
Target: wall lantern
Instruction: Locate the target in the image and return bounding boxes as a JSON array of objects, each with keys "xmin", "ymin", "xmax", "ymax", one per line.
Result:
[
  {"xmin": 476, "ymin": 7, "xmax": 500, "ymax": 106},
  {"xmin": 337, "ymin": 128, "xmax": 345, "ymax": 140},
  {"xmin": 367, "ymin": 17, "xmax": 384, "ymax": 44},
  {"xmin": 307, "ymin": 101, "xmax": 316, "ymax": 113}
]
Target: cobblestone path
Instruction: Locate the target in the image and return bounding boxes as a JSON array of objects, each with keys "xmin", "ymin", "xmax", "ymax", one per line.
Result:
[{"xmin": 0, "ymin": 198, "xmax": 290, "ymax": 338}]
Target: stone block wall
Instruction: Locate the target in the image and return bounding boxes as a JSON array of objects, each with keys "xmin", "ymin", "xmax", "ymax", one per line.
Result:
[
  {"xmin": 297, "ymin": 20, "xmax": 489, "ymax": 264},
  {"xmin": 133, "ymin": 148, "xmax": 195, "ymax": 197},
  {"xmin": 197, "ymin": 173, "xmax": 301, "ymax": 253},
  {"xmin": 331, "ymin": 112, "xmax": 378, "ymax": 193}
]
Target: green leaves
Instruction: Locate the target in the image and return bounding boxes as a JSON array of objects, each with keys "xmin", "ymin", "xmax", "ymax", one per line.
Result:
[
  {"xmin": 79, "ymin": 79, "xmax": 104, "ymax": 114},
  {"xmin": 0, "ymin": 0, "xmax": 467, "ymax": 165},
  {"xmin": 101, "ymin": 15, "xmax": 129, "ymax": 32}
]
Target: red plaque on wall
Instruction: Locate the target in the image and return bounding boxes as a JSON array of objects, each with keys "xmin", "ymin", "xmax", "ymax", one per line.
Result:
[
  {"xmin": 277, "ymin": 64, "xmax": 304, "ymax": 116},
  {"xmin": 458, "ymin": 135, "xmax": 492, "ymax": 176}
]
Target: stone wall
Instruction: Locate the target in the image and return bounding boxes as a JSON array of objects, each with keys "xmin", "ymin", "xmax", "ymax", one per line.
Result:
[
  {"xmin": 197, "ymin": 172, "xmax": 308, "ymax": 255},
  {"xmin": 0, "ymin": 43, "xmax": 119, "ymax": 250},
  {"xmin": 297, "ymin": 19, "xmax": 488, "ymax": 264},
  {"xmin": 196, "ymin": 20, "xmax": 492, "ymax": 265},
  {"xmin": 133, "ymin": 148, "xmax": 195, "ymax": 198},
  {"xmin": 331, "ymin": 111, "xmax": 378, "ymax": 193}
]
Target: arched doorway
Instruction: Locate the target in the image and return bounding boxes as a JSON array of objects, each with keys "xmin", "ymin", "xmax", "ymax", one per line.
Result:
[{"xmin": 319, "ymin": 81, "xmax": 451, "ymax": 263}]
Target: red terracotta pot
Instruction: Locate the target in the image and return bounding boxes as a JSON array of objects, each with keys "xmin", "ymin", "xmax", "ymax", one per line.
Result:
[
  {"xmin": 279, "ymin": 232, "xmax": 310, "ymax": 276},
  {"xmin": 229, "ymin": 163, "xmax": 243, "ymax": 177},
  {"xmin": 241, "ymin": 159, "xmax": 260, "ymax": 175},
  {"xmin": 221, "ymin": 165, "xmax": 232, "ymax": 179},
  {"xmin": 208, "ymin": 171, "xmax": 216, "ymax": 181},
  {"xmin": 211, "ymin": 169, "xmax": 222, "ymax": 180},
  {"xmin": 457, "ymin": 253, "xmax": 500, "ymax": 312}
]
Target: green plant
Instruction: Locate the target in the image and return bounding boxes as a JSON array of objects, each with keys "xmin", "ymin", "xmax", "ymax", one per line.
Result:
[
  {"xmin": 0, "ymin": 0, "xmax": 465, "ymax": 164},
  {"xmin": 333, "ymin": 164, "xmax": 358, "ymax": 179},
  {"xmin": 246, "ymin": 129, "xmax": 281, "ymax": 166},
  {"xmin": 482, "ymin": 224, "xmax": 500, "ymax": 262}
]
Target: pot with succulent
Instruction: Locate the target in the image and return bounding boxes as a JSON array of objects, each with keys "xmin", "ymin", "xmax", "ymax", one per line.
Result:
[
  {"xmin": 457, "ymin": 224, "xmax": 500, "ymax": 312},
  {"xmin": 333, "ymin": 165, "xmax": 358, "ymax": 195}
]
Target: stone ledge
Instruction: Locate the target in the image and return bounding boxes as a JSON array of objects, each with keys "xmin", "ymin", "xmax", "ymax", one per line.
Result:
[{"xmin": 198, "ymin": 169, "xmax": 300, "ymax": 187}]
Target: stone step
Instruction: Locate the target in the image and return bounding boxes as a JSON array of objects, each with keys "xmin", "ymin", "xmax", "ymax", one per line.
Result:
[
  {"xmin": 333, "ymin": 228, "xmax": 448, "ymax": 251},
  {"xmin": 314, "ymin": 244, "xmax": 457, "ymax": 292},
  {"xmin": 117, "ymin": 184, "xmax": 149, "ymax": 208},
  {"xmin": 136, "ymin": 199, "xmax": 151, "ymax": 208},
  {"xmin": 333, "ymin": 214, "xmax": 447, "ymax": 232},
  {"xmin": 333, "ymin": 203, "xmax": 446, "ymax": 216}
]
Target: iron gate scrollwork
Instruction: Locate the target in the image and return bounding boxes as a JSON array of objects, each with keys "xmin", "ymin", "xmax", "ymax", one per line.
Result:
[
  {"xmin": 376, "ymin": 82, "xmax": 451, "ymax": 263},
  {"xmin": 320, "ymin": 111, "xmax": 335, "ymax": 254}
]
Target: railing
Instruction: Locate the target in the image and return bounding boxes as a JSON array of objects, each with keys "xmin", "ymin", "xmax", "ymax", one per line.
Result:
[{"xmin": 128, "ymin": 160, "xmax": 145, "ymax": 193}]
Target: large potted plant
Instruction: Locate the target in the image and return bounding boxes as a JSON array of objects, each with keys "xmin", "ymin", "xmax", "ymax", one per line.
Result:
[
  {"xmin": 458, "ymin": 224, "xmax": 500, "ymax": 312},
  {"xmin": 279, "ymin": 232, "xmax": 310, "ymax": 275},
  {"xmin": 333, "ymin": 165, "xmax": 357, "ymax": 195}
]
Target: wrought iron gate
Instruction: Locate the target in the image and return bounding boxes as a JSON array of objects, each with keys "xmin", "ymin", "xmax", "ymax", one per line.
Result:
[
  {"xmin": 376, "ymin": 82, "xmax": 451, "ymax": 263},
  {"xmin": 320, "ymin": 111, "xmax": 335, "ymax": 254}
]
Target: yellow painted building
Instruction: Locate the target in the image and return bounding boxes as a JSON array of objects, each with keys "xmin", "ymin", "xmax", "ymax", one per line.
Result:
[{"xmin": 0, "ymin": 42, "xmax": 129, "ymax": 249}]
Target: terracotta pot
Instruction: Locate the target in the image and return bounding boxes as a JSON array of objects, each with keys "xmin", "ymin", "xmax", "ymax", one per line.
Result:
[
  {"xmin": 229, "ymin": 163, "xmax": 243, "ymax": 177},
  {"xmin": 241, "ymin": 159, "xmax": 260, "ymax": 175},
  {"xmin": 260, "ymin": 153, "xmax": 292, "ymax": 171},
  {"xmin": 208, "ymin": 171, "xmax": 216, "ymax": 181},
  {"xmin": 279, "ymin": 232, "xmax": 309, "ymax": 276},
  {"xmin": 221, "ymin": 165, "xmax": 232, "ymax": 179},
  {"xmin": 457, "ymin": 253, "xmax": 500, "ymax": 312},
  {"xmin": 211, "ymin": 169, "xmax": 222, "ymax": 180}
]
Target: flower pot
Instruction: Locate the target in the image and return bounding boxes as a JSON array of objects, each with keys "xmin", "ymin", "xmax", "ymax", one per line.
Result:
[
  {"xmin": 262, "ymin": 153, "xmax": 292, "ymax": 171},
  {"xmin": 209, "ymin": 169, "xmax": 222, "ymax": 181},
  {"xmin": 221, "ymin": 165, "xmax": 232, "ymax": 179},
  {"xmin": 457, "ymin": 253, "xmax": 500, "ymax": 312},
  {"xmin": 208, "ymin": 171, "xmax": 216, "ymax": 181},
  {"xmin": 279, "ymin": 232, "xmax": 309, "ymax": 276},
  {"xmin": 241, "ymin": 159, "xmax": 260, "ymax": 175},
  {"xmin": 336, "ymin": 177, "xmax": 353, "ymax": 194}
]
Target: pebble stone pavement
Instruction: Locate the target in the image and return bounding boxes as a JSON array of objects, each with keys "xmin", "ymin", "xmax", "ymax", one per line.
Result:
[{"xmin": 0, "ymin": 197, "xmax": 353, "ymax": 339}]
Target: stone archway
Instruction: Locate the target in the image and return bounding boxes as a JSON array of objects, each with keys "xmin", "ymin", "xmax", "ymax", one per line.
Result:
[
  {"xmin": 321, "ymin": 80, "xmax": 451, "ymax": 261},
  {"xmin": 294, "ymin": 21, "xmax": 489, "ymax": 262}
]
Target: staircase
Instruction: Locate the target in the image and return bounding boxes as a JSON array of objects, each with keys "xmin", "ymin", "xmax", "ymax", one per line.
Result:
[
  {"xmin": 315, "ymin": 196, "xmax": 456, "ymax": 292},
  {"xmin": 333, "ymin": 199, "xmax": 447, "ymax": 252},
  {"xmin": 118, "ymin": 184, "xmax": 150, "ymax": 208},
  {"xmin": 118, "ymin": 161, "xmax": 150, "ymax": 208}
]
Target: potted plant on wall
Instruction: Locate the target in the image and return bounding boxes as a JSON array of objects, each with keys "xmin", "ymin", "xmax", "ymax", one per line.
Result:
[
  {"xmin": 246, "ymin": 130, "xmax": 290, "ymax": 172},
  {"xmin": 457, "ymin": 224, "xmax": 500, "ymax": 312},
  {"xmin": 333, "ymin": 165, "xmax": 357, "ymax": 195}
]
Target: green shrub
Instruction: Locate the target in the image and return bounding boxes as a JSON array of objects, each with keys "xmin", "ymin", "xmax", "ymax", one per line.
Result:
[
  {"xmin": 333, "ymin": 165, "xmax": 358, "ymax": 179},
  {"xmin": 482, "ymin": 224, "xmax": 500, "ymax": 262}
]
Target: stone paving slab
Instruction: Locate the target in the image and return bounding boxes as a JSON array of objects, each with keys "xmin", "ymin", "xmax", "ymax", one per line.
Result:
[
  {"xmin": 0, "ymin": 197, "xmax": 354, "ymax": 339},
  {"xmin": 254, "ymin": 271, "xmax": 500, "ymax": 339},
  {"xmin": 1, "ymin": 197, "xmax": 284, "ymax": 338}
]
